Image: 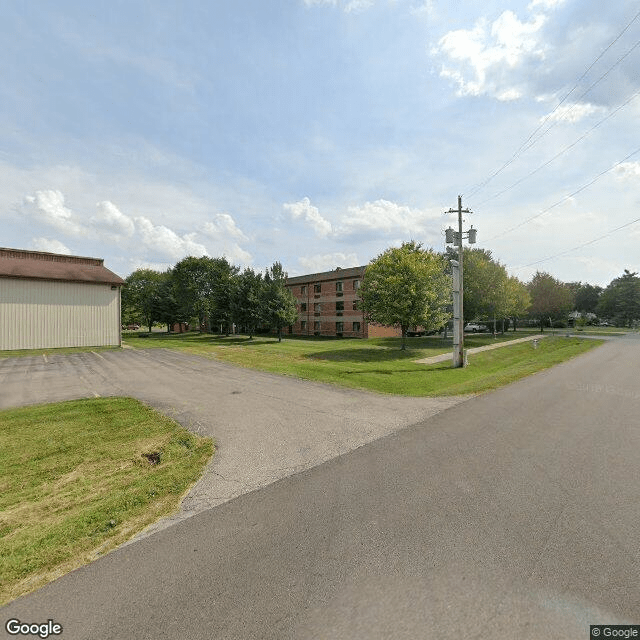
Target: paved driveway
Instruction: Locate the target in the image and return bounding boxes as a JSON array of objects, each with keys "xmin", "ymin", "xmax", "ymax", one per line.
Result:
[{"xmin": 0, "ymin": 347, "xmax": 466, "ymax": 536}]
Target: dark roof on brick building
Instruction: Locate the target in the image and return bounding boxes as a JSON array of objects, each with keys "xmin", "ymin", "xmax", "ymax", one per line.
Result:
[
  {"xmin": 0, "ymin": 248, "xmax": 125, "ymax": 285},
  {"xmin": 286, "ymin": 265, "xmax": 366, "ymax": 285}
]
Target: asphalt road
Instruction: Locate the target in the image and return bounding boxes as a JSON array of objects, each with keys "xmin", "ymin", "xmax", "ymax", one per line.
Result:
[{"xmin": 2, "ymin": 336, "xmax": 640, "ymax": 639}]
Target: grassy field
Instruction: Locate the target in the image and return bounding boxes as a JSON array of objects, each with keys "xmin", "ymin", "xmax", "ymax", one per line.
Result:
[
  {"xmin": 0, "ymin": 397, "xmax": 213, "ymax": 605},
  {"xmin": 123, "ymin": 331, "xmax": 603, "ymax": 396}
]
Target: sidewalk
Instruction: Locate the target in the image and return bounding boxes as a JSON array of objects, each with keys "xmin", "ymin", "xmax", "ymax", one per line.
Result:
[{"xmin": 414, "ymin": 334, "xmax": 548, "ymax": 365}]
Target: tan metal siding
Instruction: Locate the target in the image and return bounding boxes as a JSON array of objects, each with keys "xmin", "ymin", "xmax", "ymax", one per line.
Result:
[{"xmin": 0, "ymin": 279, "xmax": 121, "ymax": 350}]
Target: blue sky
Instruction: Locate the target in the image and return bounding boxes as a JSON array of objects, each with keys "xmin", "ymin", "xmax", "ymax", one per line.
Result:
[{"xmin": 2, "ymin": 0, "xmax": 639, "ymax": 286}]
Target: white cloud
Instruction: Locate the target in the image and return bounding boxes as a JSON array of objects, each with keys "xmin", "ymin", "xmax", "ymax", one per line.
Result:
[
  {"xmin": 614, "ymin": 161, "xmax": 640, "ymax": 181},
  {"xmin": 91, "ymin": 200, "xmax": 135, "ymax": 238},
  {"xmin": 434, "ymin": 10, "xmax": 548, "ymax": 100},
  {"xmin": 528, "ymin": 0, "xmax": 566, "ymax": 11},
  {"xmin": 298, "ymin": 252, "xmax": 361, "ymax": 273},
  {"xmin": 30, "ymin": 238, "xmax": 73, "ymax": 255},
  {"xmin": 203, "ymin": 213, "xmax": 248, "ymax": 241},
  {"xmin": 344, "ymin": 0, "xmax": 374, "ymax": 12},
  {"xmin": 303, "ymin": 0, "xmax": 337, "ymax": 6},
  {"xmin": 23, "ymin": 190, "xmax": 83, "ymax": 237},
  {"xmin": 284, "ymin": 197, "xmax": 333, "ymax": 238},
  {"xmin": 339, "ymin": 199, "xmax": 440, "ymax": 238},
  {"xmin": 302, "ymin": 0, "xmax": 373, "ymax": 12},
  {"xmin": 543, "ymin": 102, "xmax": 603, "ymax": 123},
  {"xmin": 134, "ymin": 216, "xmax": 209, "ymax": 261}
]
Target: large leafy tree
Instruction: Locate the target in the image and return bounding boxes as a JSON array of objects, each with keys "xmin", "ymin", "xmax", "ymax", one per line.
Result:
[
  {"xmin": 121, "ymin": 269, "xmax": 165, "ymax": 331},
  {"xmin": 262, "ymin": 262, "xmax": 298, "ymax": 342},
  {"xmin": 461, "ymin": 248, "xmax": 509, "ymax": 328},
  {"xmin": 208, "ymin": 257, "xmax": 239, "ymax": 334},
  {"xmin": 359, "ymin": 242, "xmax": 451, "ymax": 349},
  {"xmin": 171, "ymin": 256, "xmax": 216, "ymax": 329},
  {"xmin": 232, "ymin": 268, "xmax": 265, "ymax": 339},
  {"xmin": 503, "ymin": 276, "xmax": 531, "ymax": 331},
  {"xmin": 527, "ymin": 271, "xmax": 574, "ymax": 331},
  {"xmin": 567, "ymin": 282, "xmax": 603, "ymax": 315},
  {"xmin": 597, "ymin": 270, "xmax": 640, "ymax": 327}
]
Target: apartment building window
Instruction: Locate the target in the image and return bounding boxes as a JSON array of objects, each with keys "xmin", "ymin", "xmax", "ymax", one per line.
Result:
[
  {"xmin": 336, "ymin": 301, "xmax": 344, "ymax": 314},
  {"xmin": 353, "ymin": 280, "xmax": 360, "ymax": 290},
  {"xmin": 301, "ymin": 320, "xmax": 307, "ymax": 331},
  {"xmin": 300, "ymin": 302, "xmax": 307, "ymax": 312},
  {"xmin": 336, "ymin": 281, "xmax": 343, "ymax": 292},
  {"xmin": 352, "ymin": 300, "xmax": 358, "ymax": 311},
  {"xmin": 336, "ymin": 321, "xmax": 344, "ymax": 335},
  {"xmin": 314, "ymin": 321, "xmax": 320, "ymax": 330},
  {"xmin": 314, "ymin": 283, "xmax": 321, "ymax": 293},
  {"xmin": 301, "ymin": 285, "xmax": 307, "ymax": 295},
  {"xmin": 314, "ymin": 303, "xmax": 321, "ymax": 315},
  {"xmin": 353, "ymin": 322, "xmax": 361, "ymax": 332}
]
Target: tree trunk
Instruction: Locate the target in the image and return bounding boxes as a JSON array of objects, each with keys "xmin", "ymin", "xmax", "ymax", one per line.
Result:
[
  {"xmin": 540, "ymin": 318, "xmax": 544, "ymax": 333},
  {"xmin": 278, "ymin": 326, "xmax": 282, "ymax": 343},
  {"xmin": 401, "ymin": 325, "xmax": 407, "ymax": 350}
]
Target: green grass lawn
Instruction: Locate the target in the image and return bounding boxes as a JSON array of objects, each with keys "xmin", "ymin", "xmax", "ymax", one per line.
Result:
[
  {"xmin": 0, "ymin": 397, "xmax": 213, "ymax": 605},
  {"xmin": 123, "ymin": 331, "xmax": 603, "ymax": 396}
]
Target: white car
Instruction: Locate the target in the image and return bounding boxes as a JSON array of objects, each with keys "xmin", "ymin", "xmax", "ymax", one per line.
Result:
[{"xmin": 464, "ymin": 322, "xmax": 488, "ymax": 333}]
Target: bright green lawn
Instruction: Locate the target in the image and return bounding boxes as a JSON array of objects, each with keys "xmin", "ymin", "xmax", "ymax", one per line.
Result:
[
  {"xmin": 0, "ymin": 397, "xmax": 213, "ymax": 604},
  {"xmin": 123, "ymin": 331, "xmax": 603, "ymax": 396}
]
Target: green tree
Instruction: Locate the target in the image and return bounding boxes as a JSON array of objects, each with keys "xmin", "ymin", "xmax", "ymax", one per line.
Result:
[
  {"xmin": 232, "ymin": 268, "xmax": 265, "ymax": 339},
  {"xmin": 262, "ymin": 262, "xmax": 298, "ymax": 342},
  {"xmin": 567, "ymin": 282, "xmax": 603, "ymax": 315},
  {"xmin": 527, "ymin": 271, "xmax": 574, "ymax": 332},
  {"xmin": 171, "ymin": 256, "xmax": 216, "ymax": 329},
  {"xmin": 503, "ymin": 276, "xmax": 531, "ymax": 331},
  {"xmin": 121, "ymin": 269, "xmax": 165, "ymax": 332},
  {"xmin": 208, "ymin": 257, "xmax": 239, "ymax": 335},
  {"xmin": 359, "ymin": 242, "xmax": 451, "ymax": 350},
  {"xmin": 153, "ymin": 271, "xmax": 182, "ymax": 332},
  {"xmin": 597, "ymin": 270, "xmax": 640, "ymax": 327},
  {"xmin": 461, "ymin": 248, "xmax": 508, "ymax": 330}
]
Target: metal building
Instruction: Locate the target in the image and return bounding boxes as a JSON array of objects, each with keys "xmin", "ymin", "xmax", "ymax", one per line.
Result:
[{"xmin": 0, "ymin": 248, "xmax": 125, "ymax": 351}]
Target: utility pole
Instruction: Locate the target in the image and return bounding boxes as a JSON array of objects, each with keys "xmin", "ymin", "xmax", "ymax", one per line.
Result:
[{"xmin": 445, "ymin": 196, "xmax": 476, "ymax": 368}]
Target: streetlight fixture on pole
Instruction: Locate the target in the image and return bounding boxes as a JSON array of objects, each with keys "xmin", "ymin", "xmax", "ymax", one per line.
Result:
[{"xmin": 445, "ymin": 195, "xmax": 476, "ymax": 368}]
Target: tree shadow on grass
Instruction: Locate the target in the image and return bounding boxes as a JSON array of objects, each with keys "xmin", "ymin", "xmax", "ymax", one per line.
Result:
[{"xmin": 307, "ymin": 347, "xmax": 446, "ymax": 363}]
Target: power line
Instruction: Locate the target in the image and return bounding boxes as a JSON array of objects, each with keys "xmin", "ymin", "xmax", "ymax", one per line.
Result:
[
  {"xmin": 484, "ymin": 145, "xmax": 640, "ymax": 243},
  {"xmin": 512, "ymin": 36, "xmax": 640, "ymax": 159},
  {"xmin": 512, "ymin": 215, "xmax": 640, "ymax": 271},
  {"xmin": 463, "ymin": 8, "xmax": 640, "ymax": 199},
  {"xmin": 474, "ymin": 85, "xmax": 640, "ymax": 207}
]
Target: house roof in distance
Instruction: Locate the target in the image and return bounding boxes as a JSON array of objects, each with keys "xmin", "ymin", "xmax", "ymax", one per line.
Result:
[{"xmin": 0, "ymin": 248, "xmax": 125, "ymax": 285}]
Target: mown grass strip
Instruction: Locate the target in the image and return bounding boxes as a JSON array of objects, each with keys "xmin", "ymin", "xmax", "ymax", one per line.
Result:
[
  {"xmin": 123, "ymin": 332, "xmax": 603, "ymax": 396},
  {"xmin": 0, "ymin": 397, "xmax": 213, "ymax": 604}
]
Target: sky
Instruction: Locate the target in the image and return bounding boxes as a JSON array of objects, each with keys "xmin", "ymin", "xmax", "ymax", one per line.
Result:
[{"xmin": 2, "ymin": 0, "xmax": 639, "ymax": 287}]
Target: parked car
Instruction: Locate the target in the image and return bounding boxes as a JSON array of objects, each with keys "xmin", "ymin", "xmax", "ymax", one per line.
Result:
[
  {"xmin": 464, "ymin": 322, "xmax": 488, "ymax": 333},
  {"xmin": 126, "ymin": 324, "xmax": 140, "ymax": 330}
]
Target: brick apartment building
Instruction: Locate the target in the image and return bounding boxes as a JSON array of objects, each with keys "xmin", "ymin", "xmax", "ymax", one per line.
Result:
[{"xmin": 285, "ymin": 266, "xmax": 401, "ymax": 338}]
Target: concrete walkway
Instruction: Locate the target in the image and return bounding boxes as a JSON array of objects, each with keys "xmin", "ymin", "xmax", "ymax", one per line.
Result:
[{"xmin": 414, "ymin": 333, "xmax": 548, "ymax": 365}]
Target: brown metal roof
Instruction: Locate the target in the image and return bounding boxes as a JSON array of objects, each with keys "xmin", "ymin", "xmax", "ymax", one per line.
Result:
[{"xmin": 0, "ymin": 248, "xmax": 125, "ymax": 285}]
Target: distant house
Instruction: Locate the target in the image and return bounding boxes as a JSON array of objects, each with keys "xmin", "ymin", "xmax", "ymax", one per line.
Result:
[
  {"xmin": 285, "ymin": 266, "xmax": 402, "ymax": 338},
  {"xmin": 0, "ymin": 247, "xmax": 125, "ymax": 350}
]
